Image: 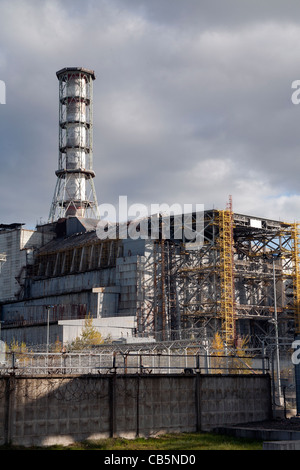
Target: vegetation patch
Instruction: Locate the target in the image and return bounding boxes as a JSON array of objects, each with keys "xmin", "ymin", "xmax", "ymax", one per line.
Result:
[{"xmin": 0, "ymin": 432, "xmax": 263, "ymax": 451}]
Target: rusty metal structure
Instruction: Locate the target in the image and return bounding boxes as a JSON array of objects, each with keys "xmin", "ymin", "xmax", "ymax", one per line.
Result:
[{"xmin": 136, "ymin": 209, "xmax": 300, "ymax": 348}]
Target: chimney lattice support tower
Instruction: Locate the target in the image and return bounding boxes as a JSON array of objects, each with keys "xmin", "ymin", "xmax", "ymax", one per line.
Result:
[{"xmin": 49, "ymin": 67, "xmax": 99, "ymax": 222}]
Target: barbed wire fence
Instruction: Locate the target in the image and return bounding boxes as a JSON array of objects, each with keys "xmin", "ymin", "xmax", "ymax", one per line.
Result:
[
  {"xmin": 0, "ymin": 348, "xmax": 268, "ymax": 376},
  {"xmin": 0, "ymin": 334, "xmax": 297, "ymax": 414}
]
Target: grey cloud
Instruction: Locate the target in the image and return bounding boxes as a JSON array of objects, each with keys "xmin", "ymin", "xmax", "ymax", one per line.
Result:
[{"xmin": 0, "ymin": 0, "xmax": 300, "ymax": 227}]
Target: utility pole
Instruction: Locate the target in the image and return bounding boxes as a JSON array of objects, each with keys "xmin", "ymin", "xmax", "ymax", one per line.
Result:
[
  {"xmin": 272, "ymin": 255, "xmax": 283, "ymax": 406},
  {"xmin": 45, "ymin": 305, "xmax": 54, "ymax": 356}
]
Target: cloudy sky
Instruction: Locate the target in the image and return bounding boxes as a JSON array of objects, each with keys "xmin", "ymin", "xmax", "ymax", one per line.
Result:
[{"xmin": 1, "ymin": 0, "xmax": 300, "ymax": 228}]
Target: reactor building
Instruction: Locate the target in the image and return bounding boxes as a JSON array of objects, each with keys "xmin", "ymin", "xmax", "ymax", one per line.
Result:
[{"xmin": 0, "ymin": 67, "xmax": 300, "ymax": 349}]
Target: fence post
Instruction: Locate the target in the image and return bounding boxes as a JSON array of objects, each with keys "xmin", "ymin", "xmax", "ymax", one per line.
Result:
[
  {"xmin": 136, "ymin": 375, "xmax": 140, "ymax": 437},
  {"xmin": 11, "ymin": 352, "xmax": 16, "ymax": 371},
  {"xmin": 204, "ymin": 350, "xmax": 210, "ymax": 374},
  {"xmin": 196, "ymin": 354, "xmax": 200, "ymax": 372},
  {"xmin": 123, "ymin": 353, "xmax": 128, "ymax": 374},
  {"xmin": 139, "ymin": 353, "xmax": 143, "ymax": 374},
  {"xmin": 262, "ymin": 341, "xmax": 266, "ymax": 374},
  {"xmin": 195, "ymin": 373, "xmax": 201, "ymax": 431},
  {"xmin": 109, "ymin": 373, "xmax": 116, "ymax": 437}
]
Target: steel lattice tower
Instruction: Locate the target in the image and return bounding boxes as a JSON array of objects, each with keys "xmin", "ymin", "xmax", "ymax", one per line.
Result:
[{"xmin": 49, "ymin": 67, "xmax": 99, "ymax": 222}]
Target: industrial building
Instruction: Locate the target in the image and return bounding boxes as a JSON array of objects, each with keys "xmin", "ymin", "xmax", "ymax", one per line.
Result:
[{"xmin": 0, "ymin": 67, "xmax": 300, "ymax": 350}]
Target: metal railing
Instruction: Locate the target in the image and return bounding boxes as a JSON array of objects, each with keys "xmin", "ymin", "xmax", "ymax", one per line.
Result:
[{"xmin": 0, "ymin": 350, "xmax": 269, "ymax": 376}]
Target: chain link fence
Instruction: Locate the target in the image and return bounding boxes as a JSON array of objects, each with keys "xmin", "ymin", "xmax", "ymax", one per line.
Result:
[
  {"xmin": 0, "ymin": 349, "xmax": 268, "ymax": 376},
  {"xmin": 2, "ymin": 348, "xmax": 297, "ymax": 416}
]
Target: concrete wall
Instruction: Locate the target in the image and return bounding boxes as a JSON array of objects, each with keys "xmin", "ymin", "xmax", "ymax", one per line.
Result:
[
  {"xmin": 0, "ymin": 229, "xmax": 53, "ymax": 303},
  {"xmin": 0, "ymin": 316, "xmax": 137, "ymax": 346},
  {"xmin": 116, "ymin": 255, "xmax": 139, "ymax": 316},
  {"xmin": 0, "ymin": 323, "xmax": 63, "ymax": 347},
  {"xmin": 0, "ymin": 373, "xmax": 271, "ymax": 447},
  {"xmin": 0, "ymin": 233, "xmax": 147, "ymax": 346},
  {"xmin": 58, "ymin": 317, "xmax": 137, "ymax": 343},
  {"xmin": 198, "ymin": 375, "xmax": 271, "ymax": 431},
  {"xmin": 2, "ymin": 292, "xmax": 92, "ymax": 325},
  {"xmin": 29, "ymin": 268, "xmax": 115, "ymax": 299},
  {"xmin": 1, "ymin": 267, "xmax": 116, "ymax": 328}
]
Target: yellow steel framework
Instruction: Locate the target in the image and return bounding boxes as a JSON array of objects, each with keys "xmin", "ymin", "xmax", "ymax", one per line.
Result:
[
  {"xmin": 217, "ymin": 205, "xmax": 236, "ymax": 347},
  {"xmin": 291, "ymin": 223, "xmax": 300, "ymax": 335}
]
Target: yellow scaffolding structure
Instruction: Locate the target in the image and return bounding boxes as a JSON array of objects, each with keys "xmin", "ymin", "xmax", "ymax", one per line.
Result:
[
  {"xmin": 217, "ymin": 208, "xmax": 236, "ymax": 347},
  {"xmin": 291, "ymin": 223, "xmax": 300, "ymax": 335}
]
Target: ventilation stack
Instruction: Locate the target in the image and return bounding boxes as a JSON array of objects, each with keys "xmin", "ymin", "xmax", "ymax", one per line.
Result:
[{"xmin": 49, "ymin": 67, "xmax": 99, "ymax": 222}]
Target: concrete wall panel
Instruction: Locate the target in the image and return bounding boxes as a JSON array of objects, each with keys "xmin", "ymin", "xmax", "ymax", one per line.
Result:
[{"xmin": 0, "ymin": 374, "xmax": 271, "ymax": 447}]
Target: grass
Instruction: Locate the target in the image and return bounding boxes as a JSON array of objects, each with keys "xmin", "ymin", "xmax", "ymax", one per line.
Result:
[{"xmin": 0, "ymin": 432, "xmax": 263, "ymax": 451}]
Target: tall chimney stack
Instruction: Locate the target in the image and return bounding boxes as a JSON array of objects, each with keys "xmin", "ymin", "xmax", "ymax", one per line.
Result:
[{"xmin": 49, "ymin": 67, "xmax": 99, "ymax": 222}]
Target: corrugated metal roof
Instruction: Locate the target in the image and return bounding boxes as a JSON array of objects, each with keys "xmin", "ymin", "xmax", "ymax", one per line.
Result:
[{"xmin": 36, "ymin": 230, "xmax": 103, "ymax": 255}]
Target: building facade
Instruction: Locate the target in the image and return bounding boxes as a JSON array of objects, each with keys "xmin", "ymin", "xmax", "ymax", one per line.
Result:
[{"xmin": 0, "ymin": 211, "xmax": 299, "ymax": 348}]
